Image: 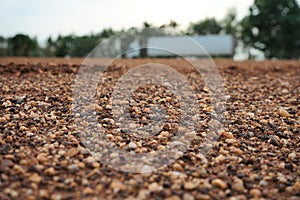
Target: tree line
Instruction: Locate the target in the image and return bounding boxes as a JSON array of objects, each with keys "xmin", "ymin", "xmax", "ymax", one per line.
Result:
[{"xmin": 0, "ymin": 0, "xmax": 299, "ymax": 59}]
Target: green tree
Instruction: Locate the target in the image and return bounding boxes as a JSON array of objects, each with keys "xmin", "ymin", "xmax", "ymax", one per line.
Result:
[
  {"xmin": 99, "ymin": 28, "xmax": 116, "ymax": 38},
  {"xmin": 221, "ymin": 8, "xmax": 238, "ymax": 36},
  {"xmin": 71, "ymin": 35, "xmax": 101, "ymax": 57},
  {"xmin": 44, "ymin": 37, "xmax": 56, "ymax": 57},
  {"xmin": 188, "ymin": 18, "xmax": 222, "ymax": 35},
  {"xmin": 0, "ymin": 36, "xmax": 8, "ymax": 56},
  {"xmin": 54, "ymin": 35, "xmax": 75, "ymax": 57},
  {"xmin": 8, "ymin": 34, "xmax": 38, "ymax": 56},
  {"xmin": 50, "ymin": 29, "xmax": 116, "ymax": 57},
  {"xmin": 169, "ymin": 20, "xmax": 178, "ymax": 29},
  {"xmin": 241, "ymin": 0, "xmax": 300, "ymax": 58}
]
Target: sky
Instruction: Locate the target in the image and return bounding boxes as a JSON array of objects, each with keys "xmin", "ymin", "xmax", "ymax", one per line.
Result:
[{"xmin": 0, "ymin": 0, "xmax": 254, "ymax": 42}]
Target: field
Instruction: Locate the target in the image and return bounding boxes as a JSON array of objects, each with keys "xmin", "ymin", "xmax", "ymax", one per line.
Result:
[{"xmin": 0, "ymin": 57, "xmax": 299, "ymax": 200}]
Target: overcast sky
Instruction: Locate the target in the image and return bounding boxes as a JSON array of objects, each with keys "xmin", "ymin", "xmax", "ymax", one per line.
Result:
[{"xmin": 0, "ymin": 0, "xmax": 254, "ymax": 42}]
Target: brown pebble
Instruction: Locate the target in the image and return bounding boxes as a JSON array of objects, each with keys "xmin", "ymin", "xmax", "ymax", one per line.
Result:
[
  {"xmin": 44, "ymin": 167, "xmax": 56, "ymax": 175},
  {"xmin": 137, "ymin": 189, "xmax": 150, "ymax": 199},
  {"xmin": 215, "ymin": 154, "xmax": 226, "ymax": 164},
  {"xmin": 39, "ymin": 189, "xmax": 49, "ymax": 198},
  {"xmin": 279, "ymin": 108, "xmax": 290, "ymax": 118},
  {"xmin": 94, "ymin": 104, "xmax": 102, "ymax": 111},
  {"xmin": 185, "ymin": 131, "xmax": 196, "ymax": 138},
  {"xmin": 144, "ymin": 107, "xmax": 151, "ymax": 113},
  {"xmin": 160, "ymin": 131, "xmax": 169, "ymax": 137},
  {"xmin": 148, "ymin": 182, "xmax": 162, "ymax": 192},
  {"xmin": 184, "ymin": 181, "xmax": 199, "ymax": 190},
  {"xmin": 5, "ymin": 154, "xmax": 14, "ymax": 160},
  {"xmin": 183, "ymin": 193, "xmax": 195, "ymax": 200},
  {"xmin": 250, "ymin": 188, "xmax": 261, "ymax": 197},
  {"xmin": 212, "ymin": 178, "xmax": 227, "ymax": 189},
  {"xmin": 293, "ymin": 181, "xmax": 300, "ymax": 191},
  {"xmin": 232, "ymin": 178, "xmax": 245, "ymax": 191},
  {"xmin": 28, "ymin": 173, "xmax": 42, "ymax": 183},
  {"xmin": 195, "ymin": 194, "xmax": 210, "ymax": 200},
  {"xmin": 221, "ymin": 131, "xmax": 234, "ymax": 139},
  {"xmin": 260, "ymin": 119, "xmax": 268, "ymax": 125},
  {"xmin": 36, "ymin": 153, "xmax": 48, "ymax": 163},
  {"xmin": 166, "ymin": 195, "xmax": 181, "ymax": 200},
  {"xmin": 230, "ymin": 146, "xmax": 243, "ymax": 155},
  {"xmin": 229, "ymin": 195, "xmax": 247, "ymax": 200},
  {"xmin": 66, "ymin": 148, "xmax": 80, "ymax": 157},
  {"xmin": 1, "ymin": 159, "xmax": 14, "ymax": 168},
  {"xmin": 203, "ymin": 106, "xmax": 214, "ymax": 112},
  {"xmin": 173, "ymin": 163, "xmax": 183, "ymax": 171},
  {"xmin": 83, "ymin": 187, "xmax": 94, "ymax": 195},
  {"xmin": 110, "ymin": 180, "xmax": 126, "ymax": 192},
  {"xmin": 3, "ymin": 188, "xmax": 19, "ymax": 198}
]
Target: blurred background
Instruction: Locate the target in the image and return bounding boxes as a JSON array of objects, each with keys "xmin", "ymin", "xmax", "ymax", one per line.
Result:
[{"xmin": 0, "ymin": 0, "xmax": 299, "ymax": 60}]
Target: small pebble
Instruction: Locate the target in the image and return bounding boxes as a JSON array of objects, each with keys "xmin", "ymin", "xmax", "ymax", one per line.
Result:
[
  {"xmin": 221, "ymin": 131, "xmax": 234, "ymax": 139},
  {"xmin": 259, "ymin": 180, "xmax": 268, "ymax": 187},
  {"xmin": 279, "ymin": 162, "xmax": 285, "ymax": 169},
  {"xmin": 39, "ymin": 189, "xmax": 49, "ymax": 198},
  {"xmin": 37, "ymin": 153, "xmax": 48, "ymax": 163},
  {"xmin": 68, "ymin": 164, "xmax": 79, "ymax": 172},
  {"xmin": 160, "ymin": 131, "xmax": 169, "ymax": 137},
  {"xmin": 212, "ymin": 179, "xmax": 227, "ymax": 189},
  {"xmin": 44, "ymin": 167, "xmax": 56, "ymax": 175},
  {"xmin": 19, "ymin": 126, "xmax": 28, "ymax": 131},
  {"xmin": 137, "ymin": 190, "xmax": 150, "ymax": 199},
  {"xmin": 215, "ymin": 154, "xmax": 226, "ymax": 164},
  {"xmin": 29, "ymin": 111, "xmax": 39, "ymax": 118},
  {"xmin": 28, "ymin": 173, "xmax": 42, "ymax": 183},
  {"xmin": 183, "ymin": 193, "xmax": 195, "ymax": 200},
  {"xmin": 128, "ymin": 142, "xmax": 137, "ymax": 149},
  {"xmin": 66, "ymin": 148, "xmax": 80, "ymax": 157},
  {"xmin": 110, "ymin": 180, "xmax": 126, "ymax": 192},
  {"xmin": 196, "ymin": 194, "xmax": 210, "ymax": 200},
  {"xmin": 288, "ymin": 152, "xmax": 296, "ymax": 160},
  {"xmin": 86, "ymin": 156, "xmax": 95, "ymax": 163},
  {"xmin": 230, "ymin": 146, "xmax": 243, "ymax": 155},
  {"xmin": 0, "ymin": 117, "xmax": 7, "ymax": 123},
  {"xmin": 247, "ymin": 112, "xmax": 255, "ymax": 118},
  {"xmin": 148, "ymin": 182, "xmax": 162, "ymax": 192},
  {"xmin": 144, "ymin": 107, "xmax": 151, "ymax": 113},
  {"xmin": 4, "ymin": 188, "xmax": 19, "ymax": 198},
  {"xmin": 232, "ymin": 178, "xmax": 245, "ymax": 191},
  {"xmin": 83, "ymin": 187, "xmax": 94, "ymax": 195},
  {"xmin": 185, "ymin": 131, "xmax": 196, "ymax": 138},
  {"xmin": 293, "ymin": 181, "xmax": 300, "ymax": 191},
  {"xmin": 260, "ymin": 119, "xmax": 268, "ymax": 125},
  {"xmin": 26, "ymin": 132, "xmax": 34, "ymax": 137},
  {"xmin": 141, "ymin": 165, "xmax": 153, "ymax": 173},
  {"xmin": 250, "ymin": 188, "xmax": 261, "ymax": 197},
  {"xmin": 184, "ymin": 181, "xmax": 199, "ymax": 190},
  {"xmin": 279, "ymin": 108, "xmax": 290, "ymax": 118}
]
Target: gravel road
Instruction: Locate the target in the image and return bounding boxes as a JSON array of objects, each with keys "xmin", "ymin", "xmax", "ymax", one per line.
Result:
[{"xmin": 0, "ymin": 58, "xmax": 299, "ymax": 200}]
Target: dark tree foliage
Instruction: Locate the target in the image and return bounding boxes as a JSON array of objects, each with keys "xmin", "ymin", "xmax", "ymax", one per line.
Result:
[
  {"xmin": 8, "ymin": 34, "xmax": 38, "ymax": 56},
  {"xmin": 189, "ymin": 18, "xmax": 223, "ymax": 35},
  {"xmin": 241, "ymin": 0, "xmax": 300, "ymax": 58},
  {"xmin": 50, "ymin": 28, "xmax": 116, "ymax": 57},
  {"xmin": 222, "ymin": 8, "xmax": 238, "ymax": 36},
  {"xmin": 0, "ymin": 36, "xmax": 7, "ymax": 56},
  {"xmin": 55, "ymin": 35, "xmax": 75, "ymax": 57}
]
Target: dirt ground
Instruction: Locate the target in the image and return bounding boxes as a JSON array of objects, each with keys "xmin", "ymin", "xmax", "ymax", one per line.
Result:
[{"xmin": 0, "ymin": 57, "xmax": 299, "ymax": 200}]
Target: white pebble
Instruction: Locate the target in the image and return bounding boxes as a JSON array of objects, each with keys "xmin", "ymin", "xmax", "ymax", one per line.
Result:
[{"xmin": 128, "ymin": 142, "xmax": 137, "ymax": 149}]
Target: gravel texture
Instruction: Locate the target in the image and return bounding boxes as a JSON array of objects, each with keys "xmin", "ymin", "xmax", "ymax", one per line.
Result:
[{"xmin": 0, "ymin": 57, "xmax": 299, "ymax": 200}]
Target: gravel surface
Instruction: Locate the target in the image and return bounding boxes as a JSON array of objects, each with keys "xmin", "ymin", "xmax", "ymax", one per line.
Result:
[{"xmin": 0, "ymin": 57, "xmax": 299, "ymax": 200}]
